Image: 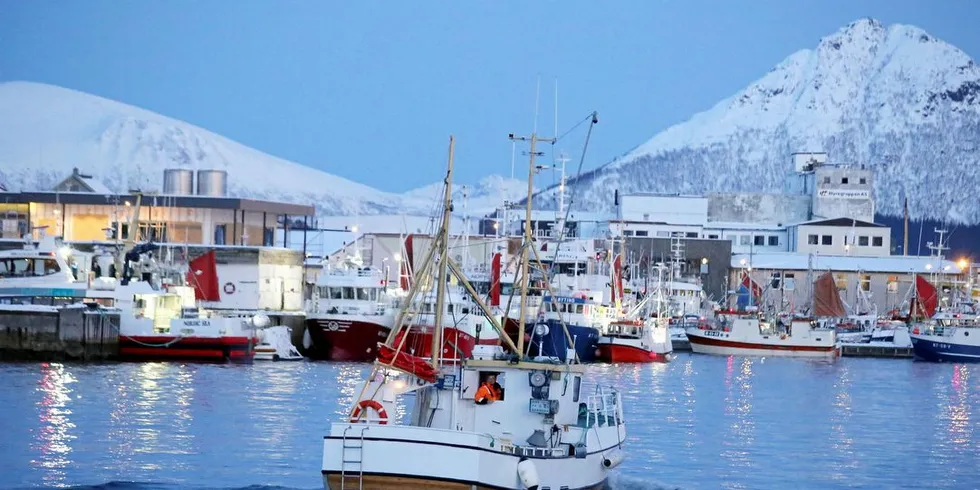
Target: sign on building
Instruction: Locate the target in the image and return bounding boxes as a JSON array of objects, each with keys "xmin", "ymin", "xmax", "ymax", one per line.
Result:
[{"xmin": 817, "ymin": 189, "xmax": 871, "ymax": 200}]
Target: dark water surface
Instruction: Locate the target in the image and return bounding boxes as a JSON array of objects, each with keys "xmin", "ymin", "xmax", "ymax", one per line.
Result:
[{"xmin": 1, "ymin": 355, "xmax": 978, "ymax": 489}]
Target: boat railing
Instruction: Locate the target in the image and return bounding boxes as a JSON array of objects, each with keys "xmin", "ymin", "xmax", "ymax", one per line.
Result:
[{"xmin": 580, "ymin": 386, "xmax": 622, "ymax": 428}]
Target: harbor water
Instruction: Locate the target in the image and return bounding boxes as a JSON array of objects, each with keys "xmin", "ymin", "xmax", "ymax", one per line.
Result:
[{"xmin": 1, "ymin": 355, "xmax": 978, "ymax": 490}]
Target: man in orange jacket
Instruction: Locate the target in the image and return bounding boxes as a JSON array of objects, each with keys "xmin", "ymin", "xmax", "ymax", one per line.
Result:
[{"xmin": 474, "ymin": 373, "xmax": 503, "ymax": 405}]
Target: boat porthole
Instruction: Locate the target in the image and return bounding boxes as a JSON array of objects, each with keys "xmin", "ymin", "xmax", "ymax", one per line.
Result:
[{"xmin": 965, "ymin": 331, "xmax": 970, "ymax": 336}]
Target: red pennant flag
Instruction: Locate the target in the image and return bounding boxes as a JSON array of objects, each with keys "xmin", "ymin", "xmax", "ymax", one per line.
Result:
[{"xmin": 186, "ymin": 250, "xmax": 220, "ymax": 301}]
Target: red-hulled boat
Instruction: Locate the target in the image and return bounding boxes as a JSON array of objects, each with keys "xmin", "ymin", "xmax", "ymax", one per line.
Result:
[
  {"xmin": 304, "ymin": 254, "xmax": 400, "ymax": 361},
  {"xmin": 598, "ymin": 318, "xmax": 672, "ymax": 363}
]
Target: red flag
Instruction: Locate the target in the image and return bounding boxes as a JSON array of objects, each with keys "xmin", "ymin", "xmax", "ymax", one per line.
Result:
[
  {"xmin": 613, "ymin": 253, "xmax": 624, "ymax": 304},
  {"xmin": 911, "ymin": 275, "xmax": 938, "ymax": 319},
  {"xmin": 740, "ymin": 271, "xmax": 762, "ymax": 301},
  {"xmin": 186, "ymin": 250, "xmax": 220, "ymax": 301},
  {"xmin": 490, "ymin": 253, "xmax": 502, "ymax": 307}
]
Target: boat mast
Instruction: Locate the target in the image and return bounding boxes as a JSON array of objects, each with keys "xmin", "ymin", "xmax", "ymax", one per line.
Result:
[
  {"xmin": 509, "ymin": 130, "xmax": 555, "ymax": 355},
  {"xmin": 430, "ymin": 136, "xmax": 456, "ymax": 370}
]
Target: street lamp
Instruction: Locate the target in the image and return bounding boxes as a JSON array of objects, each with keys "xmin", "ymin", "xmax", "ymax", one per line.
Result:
[{"xmin": 958, "ymin": 258, "xmax": 969, "ymax": 270}]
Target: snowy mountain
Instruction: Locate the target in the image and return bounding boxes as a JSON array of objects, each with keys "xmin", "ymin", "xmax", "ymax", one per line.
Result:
[
  {"xmin": 537, "ymin": 18, "xmax": 980, "ymax": 224},
  {"xmin": 404, "ymin": 175, "xmax": 535, "ymax": 216},
  {"xmin": 0, "ymin": 81, "xmax": 459, "ymax": 216}
]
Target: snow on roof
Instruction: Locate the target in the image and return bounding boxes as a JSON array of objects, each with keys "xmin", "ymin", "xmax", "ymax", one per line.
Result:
[
  {"xmin": 790, "ymin": 217, "xmax": 885, "ymax": 228},
  {"xmin": 731, "ymin": 252, "xmax": 962, "ymax": 274},
  {"xmin": 80, "ymin": 176, "xmax": 112, "ymax": 194}
]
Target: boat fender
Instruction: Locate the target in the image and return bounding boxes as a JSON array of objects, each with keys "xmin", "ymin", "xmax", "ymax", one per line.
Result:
[
  {"xmin": 601, "ymin": 449, "xmax": 625, "ymax": 469},
  {"xmin": 517, "ymin": 458, "xmax": 539, "ymax": 490}
]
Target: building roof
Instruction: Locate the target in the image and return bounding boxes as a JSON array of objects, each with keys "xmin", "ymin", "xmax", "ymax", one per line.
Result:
[
  {"xmin": 53, "ymin": 168, "xmax": 113, "ymax": 194},
  {"xmin": 792, "ymin": 217, "xmax": 885, "ymax": 228},
  {"xmin": 731, "ymin": 252, "xmax": 962, "ymax": 274},
  {"xmin": 704, "ymin": 221, "xmax": 787, "ymax": 231},
  {"xmin": 3, "ymin": 191, "xmax": 315, "ymax": 216}
]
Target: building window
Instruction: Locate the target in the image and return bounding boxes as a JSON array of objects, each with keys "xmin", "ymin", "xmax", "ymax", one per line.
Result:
[
  {"xmin": 808, "ymin": 234, "xmax": 818, "ymax": 245},
  {"xmin": 872, "ymin": 236, "xmax": 883, "ymax": 247},
  {"xmin": 784, "ymin": 273, "xmax": 795, "ymax": 291},
  {"xmin": 887, "ymin": 276, "xmax": 898, "ymax": 293},
  {"xmin": 754, "ymin": 235, "xmax": 765, "ymax": 246},
  {"xmin": 623, "ymin": 230, "xmax": 634, "ymax": 237},
  {"xmin": 656, "ymin": 231, "xmax": 669, "ymax": 237},
  {"xmin": 835, "ymin": 273, "xmax": 848, "ymax": 291},
  {"xmin": 767, "ymin": 235, "xmax": 779, "ymax": 246},
  {"xmin": 635, "ymin": 230, "xmax": 648, "ymax": 237},
  {"xmin": 770, "ymin": 272, "xmax": 782, "ymax": 289},
  {"xmin": 708, "ymin": 234, "xmax": 719, "ymax": 239},
  {"xmin": 740, "ymin": 235, "xmax": 751, "ymax": 245},
  {"xmin": 823, "ymin": 176, "xmax": 830, "ymax": 184},
  {"xmin": 214, "ymin": 224, "xmax": 227, "ymax": 245},
  {"xmin": 860, "ymin": 274, "xmax": 871, "ymax": 291},
  {"xmin": 841, "ymin": 177, "xmax": 849, "ymax": 184},
  {"xmin": 686, "ymin": 232, "xmax": 698, "ymax": 238},
  {"xmin": 821, "ymin": 235, "xmax": 832, "ymax": 245},
  {"xmin": 859, "ymin": 177, "xmax": 867, "ymax": 185},
  {"xmin": 858, "ymin": 236, "xmax": 869, "ymax": 246}
]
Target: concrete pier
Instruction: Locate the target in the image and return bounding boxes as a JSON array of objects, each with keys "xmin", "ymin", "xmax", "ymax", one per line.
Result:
[
  {"xmin": 841, "ymin": 344, "xmax": 913, "ymax": 358},
  {"xmin": 0, "ymin": 305, "xmax": 121, "ymax": 361}
]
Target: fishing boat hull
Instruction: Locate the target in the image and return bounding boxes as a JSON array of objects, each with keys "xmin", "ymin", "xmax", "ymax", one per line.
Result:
[
  {"xmin": 395, "ymin": 325, "xmax": 491, "ymax": 361},
  {"xmin": 910, "ymin": 333, "xmax": 980, "ymax": 362},
  {"xmin": 117, "ymin": 335, "xmax": 257, "ymax": 363},
  {"xmin": 597, "ymin": 340, "xmax": 670, "ymax": 363},
  {"xmin": 305, "ymin": 316, "xmax": 391, "ymax": 361},
  {"xmin": 531, "ymin": 320, "xmax": 600, "ymax": 363},
  {"xmin": 322, "ymin": 424, "xmax": 618, "ymax": 490},
  {"xmin": 686, "ymin": 331, "xmax": 839, "ymax": 358}
]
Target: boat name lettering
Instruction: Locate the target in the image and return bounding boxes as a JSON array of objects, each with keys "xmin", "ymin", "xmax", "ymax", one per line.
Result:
[
  {"xmin": 704, "ymin": 330, "xmax": 727, "ymax": 338},
  {"xmin": 817, "ymin": 189, "xmax": 870, "ymax": 200},
  {"xmin": 182, "ymin": 320, "xmax": 211, "ymax": 327}
]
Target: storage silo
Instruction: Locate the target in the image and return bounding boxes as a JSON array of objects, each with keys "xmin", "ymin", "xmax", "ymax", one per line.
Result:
[
  {"xmin": 196, "ymin": 169, "xmax": 228, "ymax": 197},
  {"xmin": 163, "ymin": 169, "xmax": 194, "ymax": 195}
]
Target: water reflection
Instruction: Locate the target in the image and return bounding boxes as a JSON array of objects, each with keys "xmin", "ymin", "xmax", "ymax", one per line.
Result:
[
  {"xmin": 946, "ymin": 364, "xmax": 972, "ymax": 450},
  {"xmin": 721, "ymin": 357, "xmax": 755, "ymax": 490},
  {"xmin": 829, "ymin": 361, "xmax": 856, "ymax": 480},
  {"xmin": 32, "ymin": 362, "xmax": 77, "ymax": 487}
]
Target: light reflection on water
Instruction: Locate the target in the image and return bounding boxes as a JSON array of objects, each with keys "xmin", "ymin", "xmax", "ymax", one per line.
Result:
[{"xmin": 0, "ymin": 358, "xmax": 978, "ymax": 489}]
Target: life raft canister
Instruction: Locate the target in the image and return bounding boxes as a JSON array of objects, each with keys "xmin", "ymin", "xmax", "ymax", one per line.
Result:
[{"xmin": 350, "ymin": 399, "xmax": 389, "ymax": 425}]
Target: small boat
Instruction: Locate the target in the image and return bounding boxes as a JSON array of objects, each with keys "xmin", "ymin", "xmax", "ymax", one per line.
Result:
[
  {"xmin": 598, "ymin": 318, "xmax": 672, "ymax": 362},
  {"xmin": 254, "ymin": 324, "xmax": 304, "ymax": 361},
  {"xmin": 686, "ymin": 311, "xmax": 839, "ymax": 358},
  {"xmin": 321, "ymin": 133, "xmax": 627, "ymax": 490},
  {"xmin": 910, "ymin": 311, "xmax": 980, "ymax": 362}
]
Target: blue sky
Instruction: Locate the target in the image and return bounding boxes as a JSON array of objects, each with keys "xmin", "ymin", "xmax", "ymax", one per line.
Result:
[{"xmin": 2, "ymin": 1, "xmax": 978, "ymax": 193}]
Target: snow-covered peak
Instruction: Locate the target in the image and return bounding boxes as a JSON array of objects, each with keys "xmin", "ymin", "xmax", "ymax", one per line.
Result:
[
  {"xmin": 0, "ymin": 81, "xmax": 425, "ymax": 216},
  {"xmin": 405, "ymin": 174, "xmax": 535, "ymax": 216},
  {"xmin": 548, "ymin": 19, "xmax": 980, "ymax": 224}
]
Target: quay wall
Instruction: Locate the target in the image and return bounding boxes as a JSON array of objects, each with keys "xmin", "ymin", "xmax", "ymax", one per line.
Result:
[{"xmin": 0, "ymin": 307, "xmax": 120, "ymax": 361}]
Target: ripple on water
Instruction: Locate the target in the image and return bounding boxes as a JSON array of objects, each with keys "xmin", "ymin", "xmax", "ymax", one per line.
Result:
[{"xmin": 1, "ymin": 358, "xmax": 979, "ymax": 489}]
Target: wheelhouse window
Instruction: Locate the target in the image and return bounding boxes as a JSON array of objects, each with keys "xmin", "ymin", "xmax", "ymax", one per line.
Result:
[
  {"xmin": 807, "ymin": 234, "xmax": 818, "ymax": 245},
  {"xmin": 329, "ymin": 287, "xmax": 343, "ymax": 299},
  {"xmin": 767, "ymin": 235, "xmax": 779, "ymax": 246},
  {"xmin": 858, "ymin": 236, "xmax": 869, "ymax": 246},
  {"xmin": 872, "ymin": 236, "xmax": 883, "ymax": 247},
  {"xmin": 783, "ymin": 273, "xmax": 795, "ymax": 291},
  {"xmin": 0, "ymin": 258, "xmax": 62, "ymax": 278},
  {"xmin": 753, "ymin": 235, "xmax": 765, "ymax": 246},
  {"xmin": 821, "ymin": 235, "xmax": 833, "ymax": 245}
]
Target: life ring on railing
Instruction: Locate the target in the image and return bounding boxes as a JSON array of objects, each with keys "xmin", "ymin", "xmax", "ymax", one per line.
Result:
[
  {"xmin": 350, "ymin": 399, "xmax": 388, "ymax": 425},
  {"xmin": 223, "ymin": 282, "xmax": 236, "ymax": 294}
]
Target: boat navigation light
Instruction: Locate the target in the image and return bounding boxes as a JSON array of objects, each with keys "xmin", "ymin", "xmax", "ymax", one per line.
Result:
[
  {"xmin": 958, "ymin": 258, "xmax": 968, "ymax": 270},
  {"xmin": 394, "ymin": 253, "xmax": 402, "ymax": 262}
]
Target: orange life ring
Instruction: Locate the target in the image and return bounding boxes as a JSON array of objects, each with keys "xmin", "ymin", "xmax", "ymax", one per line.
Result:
[{"xmin": 350, "ymin": 399, "xmax": 388, "ymax": 425}]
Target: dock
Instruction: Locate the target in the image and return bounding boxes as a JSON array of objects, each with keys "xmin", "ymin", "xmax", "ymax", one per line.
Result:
[
  {"xmin": 840, "ymin": 344, "xmax": 913, "ymax": 358},
  {"xmin": 0, "ymin": 304, "xmax": 121, "ymax": 361}
]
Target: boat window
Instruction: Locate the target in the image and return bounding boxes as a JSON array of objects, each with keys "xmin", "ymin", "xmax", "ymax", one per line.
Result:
[
  {"xmin": 330, "ymin": 287, "xmax": 343, "ymax": 299},
  {"xmin": 356, "ymin": 287, "xmax": 370, "ymax": 301},
  {"xmin": 448, "ymin": 303, "xmax": 454, "ymax": 313},
  {"xmin": 576, "ymin": 304, "xmax": 584, "ymax": 314},
  {"xmin": 369, "ymin": 288, "xmax": 378, "ymax": 301},
  {"xmin": 342, "ymin": 287, "xmax": 355, "ymax": 300},
  {"xmin": 572, "ymin": 375, "xmax": 581, "ymax": 402},
  {"xmin": 0, "ymin": 258, "xmax": 62, "ymax": 278},
  {"xmin": 461, "ymin": 307, "xmax": 470, "ymax": 315}
]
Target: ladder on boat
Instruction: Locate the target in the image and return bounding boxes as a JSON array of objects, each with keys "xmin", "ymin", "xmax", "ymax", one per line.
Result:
[{"xmin": 340, "ymin": 425, "xmax": 367, "ymax": 490}]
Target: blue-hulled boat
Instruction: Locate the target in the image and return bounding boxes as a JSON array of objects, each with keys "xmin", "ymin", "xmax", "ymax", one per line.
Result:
[
  {"xmin": 910, "ymin": 312, "xmax": 980, "ymax": 362},
  {"xmin": 530, "ymin": 294, "xmax": 606, "ymax": 362}
]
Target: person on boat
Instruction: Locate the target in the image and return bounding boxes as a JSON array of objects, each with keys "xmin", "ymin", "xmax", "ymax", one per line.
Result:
[{"xmin": 474, "ymin": 372, "xmax": 503, "ymax": 405}]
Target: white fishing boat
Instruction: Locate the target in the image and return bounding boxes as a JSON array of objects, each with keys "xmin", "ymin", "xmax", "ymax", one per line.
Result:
[
  {"xmin": 322, "ymin": 131, "xmax": 626, "ymax": 489},
  {"xmin": 686, "ymin": 310, "xmax": 839, "ymax": 358}
]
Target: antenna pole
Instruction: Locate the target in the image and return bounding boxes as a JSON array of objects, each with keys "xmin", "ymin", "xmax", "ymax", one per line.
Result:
[
  {"xmin": 510, "ymin": 131, "xmax": 555, "ymax": 356},
  {"xmin": 430, "ymin": 136, "xmax": 456, "ymax": 370}
]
